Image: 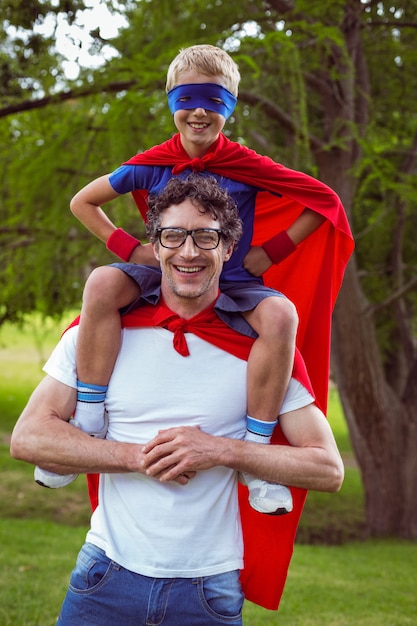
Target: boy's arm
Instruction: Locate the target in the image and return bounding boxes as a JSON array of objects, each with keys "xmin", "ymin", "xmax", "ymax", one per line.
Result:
[
  {"xmin": 70, "ymin": 175, "xmax": 122, "ymax": 243},
  {"xmin": 286, "ymin": 207, "xmax": 326, "ymax": 244},
  {"xmin": 70, "ymin": 175, "xmax": 158, "ymax": 265},
  {"xmin": 243, "ymin": 208, "xmax": 326, "ymax": 277}
]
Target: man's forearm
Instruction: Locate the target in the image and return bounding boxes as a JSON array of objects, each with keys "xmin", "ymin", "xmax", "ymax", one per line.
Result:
[
  {"xmin": 11, "ymin": 418, "xmax": 144, "ymax": 475},
  {"xmin": 141, "ymin": 407, "xmax": 344, "ymax": 493},
  {"xmin": 10, "ymin": 376, "xmax": 144, "ymax": 475},
  {"xmin": 216, "ymin": 437, "xmax": 343, "ymax": 492}
]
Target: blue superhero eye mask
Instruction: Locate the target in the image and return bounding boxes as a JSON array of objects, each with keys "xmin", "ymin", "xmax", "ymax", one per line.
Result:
[{"xmin": 167, "ymin": 83, "xmax": 237, "ymax": 119}]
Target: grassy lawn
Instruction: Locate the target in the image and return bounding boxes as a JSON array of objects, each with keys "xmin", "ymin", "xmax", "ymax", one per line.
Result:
[
  {"xmin": 1, "ymin": 316, "xmax": 416, "ymax": 625},
  {"xmin": 244, "ymin": 540, "xmax": 417, "ymax": 625}
]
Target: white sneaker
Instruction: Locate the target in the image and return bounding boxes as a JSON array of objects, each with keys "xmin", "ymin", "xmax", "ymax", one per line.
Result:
[
  {"xmin": 34, "ymin": 413, "xmax": 108, "ymax": 489},
  {"xmin": 240, "ymin": 473, "xmax": 293, "ymax": 515},
  {"xmin": 34, "ymin": 467, "xmax": 79, "ymax": 488}
]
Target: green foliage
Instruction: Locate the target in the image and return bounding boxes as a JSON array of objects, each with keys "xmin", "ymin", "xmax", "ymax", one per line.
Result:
[
  {"xmin": 1, "ymin": 0, "xmax": 416, "ymax": 333},
  {"xmin": 0, "ymin": 0, "xmax": 89, "ymax": 105}
]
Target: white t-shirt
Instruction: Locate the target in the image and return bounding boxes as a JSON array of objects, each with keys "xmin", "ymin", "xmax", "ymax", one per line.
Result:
[{"xmin": 44, "ymin": 325, "xmax": 313, "ymax": 577}]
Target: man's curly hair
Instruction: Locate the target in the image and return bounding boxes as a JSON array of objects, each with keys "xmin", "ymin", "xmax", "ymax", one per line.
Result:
[{"xmin": 146, "ymin": 174, "xmax": 243, "ymax": 248}]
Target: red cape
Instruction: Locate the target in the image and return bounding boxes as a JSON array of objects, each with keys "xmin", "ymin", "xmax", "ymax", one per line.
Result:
[
  {"xmin": 71, "ymin": 299, "xmax": 318, "ymax": 615},
  {"xmin": 85, "ymin": 134, "xmax": 353, "ymax": 610},
  {"xmin": 124, "ymin": 132, "xmax": 354, "ymax": 413},
  {"xmin": 76, "ymin": 301, "xmax": 315, "ymax": 611}
]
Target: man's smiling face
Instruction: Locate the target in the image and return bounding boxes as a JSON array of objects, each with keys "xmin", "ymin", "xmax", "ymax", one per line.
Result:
[{"xmin": 153, "ymin": 198, "xmax": 233, "ymax": 317}]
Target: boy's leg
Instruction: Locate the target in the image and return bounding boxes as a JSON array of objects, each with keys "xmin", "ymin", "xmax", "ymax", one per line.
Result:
[
  {"xmin": 75, "ymin": 266, "xmax": 142, "ymax": 430},
  {"xmin": 35, "ymin": 266, "xmax": 141, "ymax": 489},
  {"xmin": 242, "ymin": 295, "xmax": 298, "ymax": 514},
  {"xmin": 244, "ymin": 295, "xmax": 297, "ymax": 422}
]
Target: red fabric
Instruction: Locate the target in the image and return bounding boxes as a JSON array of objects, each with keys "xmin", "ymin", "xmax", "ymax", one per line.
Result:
[
  {"xmin": 68, "ymin": 302, "xmax": 312, "ymax": 386},
  {"xmin": 72, "ymin": 299, "xmax": 315, "ymax": 610},
  {"xmin": 123, "ymin": 133, "xmax": 354, "ymax": 410},
  {"xmin": 262, "ymin": 229, "xmax": 296, "ymax": 264},
  {"xmin": 81, "ymin": 134, "xmax": 353, "ymax": 610},
  {"xmin": 106, "ymin": 228, "xmax": 140, "ymax": 261},
  {"xmin": 124, "ymin": 299, "xmax": 252, "ymax": 360},
  {"xmin": 124, "ymin": 132, "xmax": 352, "ymax": 237}
]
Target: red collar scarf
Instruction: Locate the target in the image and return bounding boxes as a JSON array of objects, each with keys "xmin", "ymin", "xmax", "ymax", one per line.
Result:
[{"xmin": 122, "ymin": 297, "xmax": 253, "ymax": 360}]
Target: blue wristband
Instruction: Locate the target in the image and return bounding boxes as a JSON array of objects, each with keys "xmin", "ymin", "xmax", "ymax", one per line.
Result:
[{"xmin": 246, "ymin": 415, "xmax": 278, "ymax": 437}]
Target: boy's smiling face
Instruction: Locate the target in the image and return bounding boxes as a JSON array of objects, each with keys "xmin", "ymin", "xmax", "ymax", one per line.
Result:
[{"xmin": 173, "ymin": 70, "xmax": 227, "ymax": 159}]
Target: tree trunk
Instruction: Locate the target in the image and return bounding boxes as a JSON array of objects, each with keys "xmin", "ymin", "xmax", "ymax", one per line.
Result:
[
  {"xmin": 316, "ymin": 142, "xmax": 417, "ymax": 539},
  {"xmin": 307, "ymin": 1, "xmax": 417, "ymax": 538},
  {"xmin": 331, "ymin": 254, "xmax": 417, "ymax": 538}
]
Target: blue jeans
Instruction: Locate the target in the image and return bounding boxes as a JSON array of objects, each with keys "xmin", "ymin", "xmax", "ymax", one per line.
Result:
[{"xmin": 57, "ymin": 543, "xmax": 244, "ymax": 625}]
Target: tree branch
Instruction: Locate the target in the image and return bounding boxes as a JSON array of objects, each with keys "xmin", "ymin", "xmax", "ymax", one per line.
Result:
[
  {"xmin": 365, "ymin": 20, "xmax": 417, "ymax": 29},
  {"xmin": 364, "ymin": 274, "xmax": 417, "ymax": 317},
  {"xmin": 238, "ymin": 89, "xmax": 323, "ymax": 152},
  {"xmin": 0, "ymin": 81, "xmax": 137, "ymax": 119},
  {"xmin": 2, "ymin": 238, "xmax": 36, "ymax": 251},
  {"xmin": 265, "ymin": 0, "xmax": 295, "ymax": 14}
]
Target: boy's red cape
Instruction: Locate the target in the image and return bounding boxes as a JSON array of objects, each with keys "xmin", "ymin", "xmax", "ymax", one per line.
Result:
[
  {"xmin": 124, "ymin": 132, "xmax": 354, "ymax": 411},
  {"xmin": 85, "ymin": 133, "xmax": 353, "ymax": 610}
]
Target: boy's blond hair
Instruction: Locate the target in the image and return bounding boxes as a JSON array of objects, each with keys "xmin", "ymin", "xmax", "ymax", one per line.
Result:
[{"xmin": 166, "ymin": 44, "xmax": 240, "ymax": 96}]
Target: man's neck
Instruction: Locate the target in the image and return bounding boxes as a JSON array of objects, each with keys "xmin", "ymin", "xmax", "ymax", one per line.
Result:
[{"xmin": 161, "ymin": 290, "xmax": 218, "ymax": 320}]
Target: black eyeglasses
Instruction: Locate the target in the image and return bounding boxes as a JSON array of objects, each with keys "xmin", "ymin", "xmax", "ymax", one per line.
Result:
[{"xmin": 157, "ymin": 228, "xmax": 223, "ymax": 250}]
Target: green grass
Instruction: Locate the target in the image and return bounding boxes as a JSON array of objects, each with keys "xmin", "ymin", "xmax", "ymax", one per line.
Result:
[
  {"xmin": 0, "ymin": 519, "xmax": 86, "ymax": 626},
  {"xmin": 1, "ymin": 316, "xmax": 416, "ymax": 625},
  {"xmin": 244, "ymin": 539, "xmax": 417, "ymax": 625}
]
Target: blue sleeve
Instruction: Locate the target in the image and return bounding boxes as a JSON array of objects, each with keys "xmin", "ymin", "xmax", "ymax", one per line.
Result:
[
  {"xmin": 109, "ymin": 164, "xmax": 174, "ymax": 195},
  {"xmin": 109, "ymin": 165, "xmax": 137, "ymax": 194}
]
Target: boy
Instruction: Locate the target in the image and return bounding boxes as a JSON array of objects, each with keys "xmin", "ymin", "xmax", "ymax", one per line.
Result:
[{"xmin": 35, "ymin": 45, "xmax": 349, "ymax": 516}]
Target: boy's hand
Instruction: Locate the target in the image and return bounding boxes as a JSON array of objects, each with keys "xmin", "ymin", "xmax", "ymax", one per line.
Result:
[{"xmin": 243, "ymin": 246, "xmax": 273, "ymax": 276}]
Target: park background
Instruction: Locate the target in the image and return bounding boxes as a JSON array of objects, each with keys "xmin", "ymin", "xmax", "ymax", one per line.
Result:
[{"xmin": 1, "ymin": 1, "xmax": 416, "ymax": 623}]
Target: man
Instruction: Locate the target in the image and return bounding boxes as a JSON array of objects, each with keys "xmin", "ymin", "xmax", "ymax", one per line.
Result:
[{"xmin": 11, "ymin": 174, "xmax": 344, "ymax": 625}]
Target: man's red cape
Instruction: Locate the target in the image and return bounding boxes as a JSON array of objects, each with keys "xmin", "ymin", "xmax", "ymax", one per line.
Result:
[
  {"xmin": 71, "ymin": 300, "xmax": 316, "ymax": 611},
  {"xmin": 85, "ymin": 134, "xmax": 353, "ymax": 610}
]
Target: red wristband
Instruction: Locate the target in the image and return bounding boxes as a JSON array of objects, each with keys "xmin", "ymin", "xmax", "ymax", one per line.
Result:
[
  {"xmin": 106, "ymin": 228, "xmax": 140, "ymax": 262},
  {"xmin": 262, "ymin": 230, "xmax": 296, "ymax": 264}
]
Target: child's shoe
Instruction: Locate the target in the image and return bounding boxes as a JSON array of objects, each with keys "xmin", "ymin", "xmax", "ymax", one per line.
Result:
[
  {"xmin": 240, "ymin": 473, "xmax": 293, "ymax": 515},
  {"xmin": 34, "ymin": 466, "xmax": 79, "ymax": 488}
]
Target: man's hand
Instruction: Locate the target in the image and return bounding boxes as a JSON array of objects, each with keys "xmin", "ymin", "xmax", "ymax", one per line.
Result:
[
  {"xmin": 141, "ymin": 426, "xmax": 224, "ymax": 482},
  {"xmin": 242, "ymin": 246, "xmax": 272, "ymax": 277}
]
